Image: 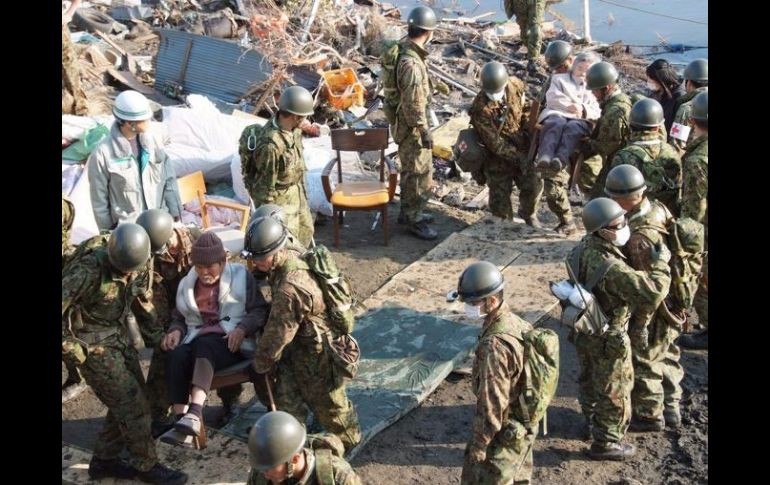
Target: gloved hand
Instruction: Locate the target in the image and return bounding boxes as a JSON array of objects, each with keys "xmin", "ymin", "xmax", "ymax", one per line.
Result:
[
  {"xmin": 434, "ymin": 80, "xmax": 450, "ymax": 95},
  {"xmin": 650, "ymin": 241, "xmax": 671, "ymax": 264},
  {"xmin": 419, "ymin": 128, "xmax": 433, "ymax": 150},
  {"xmin": 62, "ymin": 339, "xmax": 87, "ymax": 366}
]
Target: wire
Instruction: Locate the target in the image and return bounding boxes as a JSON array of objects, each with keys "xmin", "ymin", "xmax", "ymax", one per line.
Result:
[{"xmin": 596, "ymin": 0, "xmax": 708, "ymax": 25}]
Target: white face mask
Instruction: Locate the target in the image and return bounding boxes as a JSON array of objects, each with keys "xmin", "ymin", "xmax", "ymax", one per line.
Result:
[
  {"xmin": 464, "ymin": 303, "xmax": 487, "ymax": 320},
  {"xmin": 486, "ymin": 90, "xmax": 505, "ymax": 102},
  {"xmin": 611, "ymin": 225, "xmax": 631, "ymax": 247},
  {"xmin": 647, "ymin": 80, "xmax": 661, "ymax": 92}
]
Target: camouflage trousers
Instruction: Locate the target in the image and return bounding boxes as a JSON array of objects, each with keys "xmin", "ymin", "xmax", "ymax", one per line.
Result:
[
  {"xmin": 397, "ymin": 130, "xmax": 433, "ymax": 225},
  {"xmin": 78, "ymin": 334, "xmax": 157, "ymax": 472},
  {"xmin": 461, "ymin": 430, "xmax": 535, "ymax": 485},
  {"xmin": 62, "ymin": 25, "xmax": 88, "ymax": 116},
  {"xmin": 574, "ymin": 330, "xmax": 633, "ymax": 444},
  {"xmin": 542, "ymin": 166, "xmax": 573, "ymax": 222},
  {"xmin": 630, "ymin": 317, "xmax": 683, "ymax": 420},
  {"xmin": 484, "ymin": 156, "xmax": 543, "ymax": 220},
  {"xmin": 275, "ymin": 337, "xmax": 362, "ymax": 451},
  {"xmin": 693, "ymin": 254, "xmax": 708, "ymax": 329},
  {"xmin": 510, "ymin": 0, "xmax": 546, "ymax": 59},
  {"xmin": 578, "ymin": 154, "xmax": 604, "ymax": 198},
  {"xmin": 268, "ymin": 183, "xmax": 315, "ymax": 248}
]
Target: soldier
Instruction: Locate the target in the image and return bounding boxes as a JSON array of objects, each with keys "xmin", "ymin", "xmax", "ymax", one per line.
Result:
[
  {"xmin": 580, "ymin": 62, "xmax": 632, "ymax": 199},
  {"xmin": 62, "ymin": 223, "xmax": 187, "ymax": 484},
  {"xmin": 670, "ymin": 59, "xmax": 708, "ymax": 152},
  {"xmin": 604, "ymin": 165, "xmax": 684, "ymax": 430},
  {"xmin": 455, "ymin": 262, "xmax": 536, "ymax": 484},
  {"xmin": 241, "ymin": 86, "xmax": 316, "ymax": 247},
  {"xmin": 246, "ymin": 411, "xmax": 362, "ymax": 485},
  {"xmin": 610, "ymin": 98, "xmax": 682, "ymax": 215},
  {"xmin": 134, "ymin": 210, "xmax": 245, "ymax": 436},
  {"xmin": 570, "ymin": 198, "xmax": 671, "ymax": 460},
  {"xmin": 468, "ymin": 61, "xmax": 544, "ymax": 226},
  {"xmin": 392, "ymin": 6, "xmax": 438, "ymax": 240},
  {"xmin": 677, "ymin": 91, "xmax": 708, "ymax": 350},
  {"xmin": 62, "ymin": 0, "xmax": 88, "ymax": 115},
  {"xmin": 244, "ymin": 217, "xmax": 362, "ymax": 451},
  {"xmin": 62, "ymin": 196, "xmax": 88, "ymax": 403},
  {"xmin": 507, "ymin": 0, "xmax": 547, "ymax": 72},
  {"xmin": 88, "ymin": 90, "xmax": 181, "ymax": 232}
]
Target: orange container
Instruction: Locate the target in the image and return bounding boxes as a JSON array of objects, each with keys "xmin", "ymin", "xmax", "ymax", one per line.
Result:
[{"xmin": 321, "ymin": 68, "xmax": 365, "ymax": 110}]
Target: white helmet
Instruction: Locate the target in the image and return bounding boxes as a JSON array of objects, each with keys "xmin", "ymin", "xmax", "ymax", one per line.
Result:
[{"xmin": 113, "ymin": 90, "xmax": 152, "ymax": 122}]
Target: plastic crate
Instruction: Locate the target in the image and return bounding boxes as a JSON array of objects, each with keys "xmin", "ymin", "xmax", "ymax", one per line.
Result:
[{"xmin": 321, "ymin": 68, "xmax": 365, "ymax": 110}]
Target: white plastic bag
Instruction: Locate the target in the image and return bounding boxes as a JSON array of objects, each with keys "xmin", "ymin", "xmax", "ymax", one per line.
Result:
[{"xmin": 568, "ymin": 284, "xmax": 594, "ymax": 310}]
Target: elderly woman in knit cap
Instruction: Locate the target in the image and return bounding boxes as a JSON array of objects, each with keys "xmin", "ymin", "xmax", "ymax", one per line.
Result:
[{"xmin": 159, "ymin": 232, "xmax": 269, "ymax": 447}]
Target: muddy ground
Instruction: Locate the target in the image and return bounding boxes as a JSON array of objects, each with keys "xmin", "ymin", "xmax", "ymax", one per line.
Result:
[{"xmin": 62, "ymin": 190, "xmax": 708, "ymax": 484}]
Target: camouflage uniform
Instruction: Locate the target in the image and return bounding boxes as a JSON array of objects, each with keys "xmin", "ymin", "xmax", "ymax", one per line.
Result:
[
  {"xmin": 393, "ymin": 39, "xmax": 433, "ymax": 225},
  {"xmin": 62, "ymin": 24, "xmax": 88, "ymax": 116},
  {"xmin": 571, "ymin": 234, "xmax": 670, "ymax": 445},
  {"xmin": 62, "ymin": 248, "xmax": 158, "ymax": 472},
  {"xmin": 610, "ymin": 131, "xmax": 683, "ymax": 215},
  {"xmin": 623, "ymin": 199, "xmax": 683, "ymax": 421},
  {"xmin": 461, "ymin": 302, "xmax": 535, "ymax": 485},
  {"xmin": 253, "ymin": 249, "xmax": 361, "ymax": 451},
  {"xmin": 581, "ymin": 92, "xmax": 632, "ymax": 198},
  {"xmin": 246, "ymin": 447, "xmax": 362, "ymax": 485},
  {"xmin": 243, "ymin": 118, "xmax": 314, "ymax": 247},
  {"xmin": 510, "ymin": 0, "xmax": 547, "ymax": 60},
  {"xmin": 670, "ymin": 87, "xmax": 708, "ymax": 152},
  {"xmin": 469, "ymin": 78, "xmax": 543, "ymax": 220},
  {"xmin": 62, "ymin": 196, "xmax": 83, "ymax": 386},
  {"xmin": 681, "ymin": 134, "xmax": 708, "ymax": 328}
]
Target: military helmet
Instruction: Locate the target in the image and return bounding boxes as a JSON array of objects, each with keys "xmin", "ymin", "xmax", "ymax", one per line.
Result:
[
  {"xmin": 544, "ymin": 40, "xmax": 573, "ymax": 69},
  {"xmin": 407, "ymin": 6, "xmax": 437, "ymax": 31},
  {"xmin": 629, "ymin": 98, "xmax": 664, "ymax": 128},
  {"xmin": 586, "ymin": 61, "xmax": 619, "ymax": 90},
  {"xmin": 690, "ymin": 91, "xmax": 708, "ymax": 121},
  {"xmin": 107, "ymin": 223, "xmax": 151, "ymax": 273},
  {"xmin": 456, "ymin": 261, "xmax": 505, "ymax": 303},
  {"xmin": 582, "ymin": 198, "xmax": 627, "ymax": 234},
  {"xmin": 480, "ymin": 62, "xmax": 509, "ymax": 94},
  {"xmin": 248, "ymin": 204, "xmax": 286, "ymax": 227},
  {"xmin": 683, "ymin": 58, "xmax": 708, "ymax": 83},
  {"xmin": 136, "ymin": 209, "xmax": 174, "ymax": 253},
  {"xmin": 243, "ymin": 216, "xmax": 287, "ymax": 260},
  {"xmin": 248, "ymin": 411, "xmax": 307, "ymax": 471},
  {"xmin": 278, "ymin": 86, "xmax": 315, "ymax": 117},
  {"xmin": 605, "ymin": 164, "xmax": 647, "ymax": 197}
]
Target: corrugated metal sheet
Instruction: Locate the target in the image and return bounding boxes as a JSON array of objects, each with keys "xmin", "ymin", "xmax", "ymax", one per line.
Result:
[{"xmin": 155, "ymin": 29, "xmax": 273, "ymax": 103}]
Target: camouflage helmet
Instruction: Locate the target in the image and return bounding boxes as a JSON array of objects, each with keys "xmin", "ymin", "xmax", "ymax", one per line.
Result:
[
  {"xmin": 586, "ymin": 61, "xmax": 619, "ymax": 91},
  {"xmin": 248, "ymin": 204, "xmax": 286, "ymax": 227},
  {"xmin": 278, "ymin": 86, "xmax": 315, "ymax": 117},
  {"xmin": 544, "ymin": 40, "xmax": 573, "ymax": 68},
  {"xmin": 107, "ymin": 223, "xmax": 151, "ymax": 273},
  {"xmin": 605, "ymin": 164, "xmax": 647, "ymax": 198},
  {"xmin": 690, "ymin": 91, "xmax": 708, "ymax": 121},
  {"xmin": 248, "ymin": 411, "xmax": 307, "ymax": 471},
  {"xmin": 582, "ymin": 198, "xmax": 627, "ymax": 234},
  {"xmin": 456, "ymin": 261, "xmax": 505, "ymax": 303},
  {"xmin": 243, "ymin": 216, "xmax": 287, "ymax": 260},
  {"xmin": 629, "ymin": 98, "xmax": 664, "ymax": 128},
  {"xmin": 480, "ymin": 62, "xmax": 509, "ymax": 94},
  {"xmin": 407, "ymin": 6, "xmax": 437, "ymax": 31},
  {"xmin": 683, "ymin": 59, "xmax": 708, "ymax": 83},
  {"xmin": 136, "ymin": 209, "xmax": 174, "ymax": 253}
]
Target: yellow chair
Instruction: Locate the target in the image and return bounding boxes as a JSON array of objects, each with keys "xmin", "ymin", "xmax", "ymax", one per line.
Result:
[
  {"xmin": 177, "ymin": 170, "xmax": 250, "ymax": 232},
  {"xmin": 321, "ymin": 128, "xmax": 397, "ymax": 246}
]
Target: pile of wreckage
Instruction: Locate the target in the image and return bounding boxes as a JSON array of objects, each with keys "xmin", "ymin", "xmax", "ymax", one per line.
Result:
[{"xmin": 63, "ymin": 0, "xmax": 651, "ymax": 246}]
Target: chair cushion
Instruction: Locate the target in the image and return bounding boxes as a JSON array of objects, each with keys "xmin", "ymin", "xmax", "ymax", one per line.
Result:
[{"xmin": 330, "ymin": 181, "xmax": 390, "ymax": 208}]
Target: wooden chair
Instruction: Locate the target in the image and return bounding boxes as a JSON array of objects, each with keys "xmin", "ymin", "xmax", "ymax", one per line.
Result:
[
  {"xmin": 321, "ymin": 128, "xmax": 398, "ymax": 247},
  {"xmin": 177, "ymin": 170, "xmax": 250, "ymax": 232}
]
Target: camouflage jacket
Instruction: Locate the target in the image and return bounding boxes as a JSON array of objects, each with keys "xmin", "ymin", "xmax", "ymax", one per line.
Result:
[
  {"xmin": 393, "ymin": 39, "xmax": 432, "ymax": 142},
  {"xmin": 671, "ymin": 86, "xmax": 708, "ymax": 150},
  {"xmin": 153, "ymin": 226, "xmax": 198, "ymax": 300},
  {"xmin": 246, "ymin": 448, "xmax": 361, "ymax": 485},
  {"xmin": 611, "ymin": 130, "xmax": 682, "ymax": 215},
  {"xmin": 246, "ymin": 117, "xmax": 306, "ymax": 205},
  {"xmin": 252, "ymin": 248, "xmax": 328, "ymax": 374},
  {"xmin": 575, "ymin": 234, "xmax": 671, "ymax": 330},
  {"xmin": 585, "ymin": 91, "xmax": 632, "ymax": 162},
  {"xmin": 62, "ymin": 196, "xmax": 75, "ymax": 262},
  {"xmin": 681, "ymin": 134, "xmax": 708, "ymax": 242},
  {"xmin": 468, "ymin": 302, "xmax": 529, "ymax": 454},
  {"xmin": 469, "ymin": 77, "xmax": 530, "ymax": 161}
]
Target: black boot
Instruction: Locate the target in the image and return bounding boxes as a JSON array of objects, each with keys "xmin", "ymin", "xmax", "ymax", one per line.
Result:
[
  {"xmin": 408, "ymin": 221, "xmax": 438, "ymax": 240},
  {"xmin": 136, "ymin": 463, "xmax": 188, "ymax": 485},
  {"xmin": 88, "ymin": 457, "xmax": 137, "ymax": 480},
  {"xmin": 589, "ymin": 441, "xmax": 636, "ymax": 461}
]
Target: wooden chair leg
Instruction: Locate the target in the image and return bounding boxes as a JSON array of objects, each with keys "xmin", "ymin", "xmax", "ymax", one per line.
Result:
[
  {"xmin": 194, "ymin": 420, "xmax": 208, "ymax": 450},
  {"xmin": 333, "ymin": 209, "xmax": 340, "ymax": 247},
  {"xmin": 382, "ymin": 206, "xmax": 389, "ymax": 246}
]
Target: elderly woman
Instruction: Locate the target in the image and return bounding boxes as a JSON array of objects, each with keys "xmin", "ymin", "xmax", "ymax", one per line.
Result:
[
  {"xmin": 87, "ymin": 90, "xmax": 181, "ymax": 232},
  {"xmin": 159, "ymin": 232, "xmax": 269, "ymax": 447}
]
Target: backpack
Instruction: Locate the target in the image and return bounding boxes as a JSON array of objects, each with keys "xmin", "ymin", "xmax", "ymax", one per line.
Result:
[
  {"xmin": 560, "ymin": 242, "xmax": 615, "ymax": 336},
  {"xmin": 485, "ymin": 318, "xmax": 559, "ymax": 435},
  {"xmin": 380, "ymin": 39, "xmax": 420, "ymax": 125},
  {"xmin": 621, "ymin": 142, "xmax": 682, "ymax": 212},
  {"xmin": 307, "ymin": 433, "xmax": 346, "ymax": 485},
  {"xmin": 63, "ymin": 233, "xmax": 110, "ymax": 274},
  {"xmin": 238, "ymin": 123, "xmax": 267, "ymax": 193},
  {"xmin": 665, "ymin": 216, "xmax": 705, "ymax": 312}
]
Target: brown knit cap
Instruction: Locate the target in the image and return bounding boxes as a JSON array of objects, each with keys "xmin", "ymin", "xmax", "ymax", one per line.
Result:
[{"xmin": 191, "ymin": 231, "xmax": 226, "ymax": 265}]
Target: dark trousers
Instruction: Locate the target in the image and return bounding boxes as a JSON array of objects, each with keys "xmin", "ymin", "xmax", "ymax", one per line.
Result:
[{"xmin": 538, "ymin": 115, "xmax": 593, "ymax": 163}]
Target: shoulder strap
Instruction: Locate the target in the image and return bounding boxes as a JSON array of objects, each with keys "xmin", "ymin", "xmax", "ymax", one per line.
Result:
[
  {"xmin": 314, "ymin": 449, "xmax": 335, "ymax": 485},
  {"xmin": 586, "ymin": 259, "xmax": 617, "ymax": 291}
]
